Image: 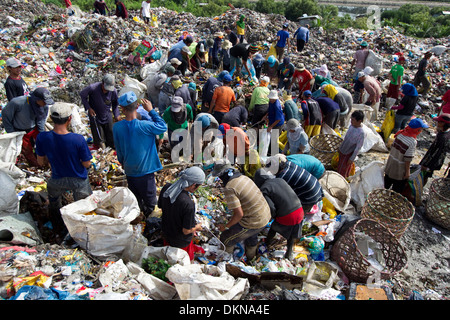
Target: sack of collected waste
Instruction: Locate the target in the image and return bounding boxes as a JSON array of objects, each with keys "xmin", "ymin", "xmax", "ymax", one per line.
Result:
[
  {"xmin": 365, "ymin": 50, "xmax": 383, "ymax": 76},
  {"xmin": 60, "ymin": 187, "xmax": 141, "ymax": 260},
  {"xmin": 348, "ymin": 161, "xmax": 385, "ymax": 210},
  {"xmin": 165, "ymin": 264, "xmax": 249, "ymax": 300}
]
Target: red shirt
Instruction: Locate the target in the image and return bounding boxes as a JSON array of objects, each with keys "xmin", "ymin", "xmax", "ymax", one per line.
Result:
[
  {"xmin": 64, "ymin": 0, "xmax": 72, "ymax": 7},
  {"xmin": 293, "ymin": 69, "xmax": 313, "ymax": 91}
]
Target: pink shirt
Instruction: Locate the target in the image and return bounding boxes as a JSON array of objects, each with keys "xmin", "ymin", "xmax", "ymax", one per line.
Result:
[{"xmin": 353, "ymin": 49, "xmax": 369, "ymax": 69}]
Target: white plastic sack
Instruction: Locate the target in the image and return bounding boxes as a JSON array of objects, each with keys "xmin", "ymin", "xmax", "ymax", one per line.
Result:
[
  {"xmin": 140, "ymin": 51, "xmax": 168, "ymax": 80},
  {"xmin": 0, "ymin": 170, "xmax": 20, "ymax": 216},
  {"xmin": 119, "ymin": 75, "xmax": 147, "ymax": 100},
  {"xmin": 165, "ymin": 264, "xmax": 249, "ymax": 300},
  {"xmin": 126, "ymin": 261, "xmax": 178, "ymax": 300},
  {"xmin": 0, "ymin": 132, "xmax": 24, "ymax": 163},
  {"xmin": 365, "ymin": 50, "xmax": 383, "ymax": 76},
  {"xmin": 359, "ymin": 122, "xmax": 388, "ymax": 153},
  {"xmin": 60, "ymin": 187, "xmax": 141, "ymax": 259},
  {"xmin": 139, "ymin": 246, "xmax": 191, "ymax": 266},
  {"xmin": 348, "ymin": 161, "xmax": 385, "ymax": 210},
  {"xmin": 430, "ymin": 45, "xmax": 447, "ymax": 56}
]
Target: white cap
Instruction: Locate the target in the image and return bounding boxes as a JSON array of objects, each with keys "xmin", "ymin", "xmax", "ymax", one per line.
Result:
[
  {"xmin": 51, "ymin": 102, "xmax": 72, "ymax": 119},
  {"xmin": 6, "ymin": 58, "xmax": 21, "ymax": 68}
]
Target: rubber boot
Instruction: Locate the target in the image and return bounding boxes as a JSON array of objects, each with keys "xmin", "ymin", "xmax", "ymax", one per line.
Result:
[{"xmin": 245, "ymin": 245, "xmax": 258, "ymax": 261}]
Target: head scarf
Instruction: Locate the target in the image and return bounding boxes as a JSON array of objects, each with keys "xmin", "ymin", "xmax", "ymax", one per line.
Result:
[
  {"xmin": 163, "ymin": 166, "xmax": 205, "ymax": 203},
  {"xmin": 401, "ymin": 83, "xmax": 418, "ymax": 97},
  {"xmin": 287, "ymin": 122, "xmax": 304, "ymax": 142},
  {"xmin": 323, "ymin": 84, "xmax": 338, "ymax": 100},
  {"xmin": 319, "ymin": 64, "xmax": 328, "ymax": 77},
  {"xmin": 236, "ymin": 14, "xmax": 245, "ymax": 29},
  {"xmin": 394, "ymin": 126, "xmax": 422, "ymax": 139}
]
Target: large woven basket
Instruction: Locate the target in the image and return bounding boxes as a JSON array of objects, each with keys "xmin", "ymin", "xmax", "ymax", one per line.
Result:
[
  {"xmin": 361, "ymin": 188, "xmax": 415, "ymax": 238},
  {"xmin": 309, "ymin": 134, "xmax": 343, "ymax": 169},
  {"xmin": 331, "ymin": 219, "xmax": 407, "ymax": 283},
  {"xmin": 425, "ymin": 178, "xmax": 450, "ymax": 230}
]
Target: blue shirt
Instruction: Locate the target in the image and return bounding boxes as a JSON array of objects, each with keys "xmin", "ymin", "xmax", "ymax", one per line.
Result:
[
  {"xmin": 286, "ymin": 154, "xmax": 325, "ymax": 179},
  {"xmin": 315, "ymin": 97, "xmax": 340, "ymax": 115},
  {"xmin": 268, "ymin": 100, "xmax": 285, "ymax": 127},
  {"xmin": 113, "ymin": 110, "xmax": 167, "ymax": 177},
  {"xmin": 79, "ymin": 82, "xmax": 119, "ymax": 124},
  {"xmin": 168, "ymin": 40, "xmax": 187, "ymax": 61},
  {"xmin": 276, "ymin": 30, "xmax": 289, "ymax": 48},
  {"xmin": 293, "ymin": 27, "xmax": 309, "ymax": 42},
  {"xmin": 35, "ymin": 131, "xmax": 92, "ymax": 179}
]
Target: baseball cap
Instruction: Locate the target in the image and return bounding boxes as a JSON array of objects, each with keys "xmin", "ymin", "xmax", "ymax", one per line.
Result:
[
  {"xmin": 170, "ymin": 58, "xmax": 182, "ymax": 66},
  {"xmin": 218, "ymin": 123, "xmax": 231, "ymax": 137},
  {"xmin": 360, "ymin": 41, "xmax": 368, "ymax": 47},
  {"xmin": 303, "ymin": 90, "xmax": 312, "ymax": 96},
  {"xmin": 357, "ymin": 71, "xmax": 366, "ymax": 79},
  {"xmin": 433, "ymin": 113, "xmax": 450, "ymax": 124},
  {"xmin": 171, "ymin": 96, "xmax": 184, "ymax": 112},
  {"xmin": 211, "ymin": 161, "xmax": 233, "ymax": 177},
  {"xmin": 197, "ymin": 115, "xmax": 211, "ymax": 128},
  {"xmin": 50, "ymin": 103, "xmax": 72, "ymax": 119},
  {"xmin": 6, "ymin": 58, "xmax": 21, "ymax": 68},
  {"xmin": 223, "ymin": 74, "xmax": 232, "ymax": 83},
  {"xmin": 102, "ymin": 74, "xmax": 115, "ymax": 91},
  {"xmin": 261, "ymin": 76, "xmax": 270, "ymax": 84},
  {"xmin": 118, "ymin": 91, "xmax": 137, "ymax": 107},
  {"xmin": 32, "ymin": 87, "xmax": 55, "ymax": 105},
  {"xmin": 408, "ymin": 118, "xmax": 429, "ymax": 129},
  {"xmin": 283, "ymin": 23, "xmax": 289, "ymax": 28}
]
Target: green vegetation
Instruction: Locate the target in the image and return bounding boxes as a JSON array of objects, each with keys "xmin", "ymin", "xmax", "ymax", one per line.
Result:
[{"xmin": 44, "ymin": 0, "xmax": 450, "ymax": 38}]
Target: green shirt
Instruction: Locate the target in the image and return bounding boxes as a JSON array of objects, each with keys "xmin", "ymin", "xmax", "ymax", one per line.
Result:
[
  {"xmin": 390, "ymin": 64, "xmax": 404, "ymax": 85},
  {"xmin": 249, "ymin": 86, "xmax": 270, "ymax": 111},
  {"xmin": 163, "ymin": 104, "xmax": 193, "ymax": 131}
]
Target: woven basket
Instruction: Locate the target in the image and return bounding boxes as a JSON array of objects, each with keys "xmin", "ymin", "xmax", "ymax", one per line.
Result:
[
  {"xmin": 309, "ymin": 134, "xmax": 343, "ymax": 169},
  {"xmin": 330, "ymin": 219, "xmax": 407, "ymax": 283},
  {"xmin": 425, "ymin": 178, "xmax": 450, "ymax": 230},
  {"xmin": 361, "ymin": 188, "xmax": 415, "ymax": 238}
]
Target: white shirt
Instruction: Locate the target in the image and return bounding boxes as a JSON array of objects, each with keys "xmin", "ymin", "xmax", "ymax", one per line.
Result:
[{"xmin": 141, "ymin": 1, "xmax": 151, "ymax": 17}]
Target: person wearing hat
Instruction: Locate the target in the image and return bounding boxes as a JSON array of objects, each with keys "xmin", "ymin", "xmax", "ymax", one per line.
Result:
[
  {"xmin": 291, "ymin": 63, "xmax": 313, "ymax": 95},
  {"xmin": 419, "ymin": 113, "xmax": 450, "ymax": 186},
  {"xmin": 275, "ymin": 23, "xmax": 291, "ymax": 61},
  {"xmin": 229, "ymin": 43, "xmax": 259, "ymax": 77},
  {"xmin": 282, "ymin": 91, "xmax": 300, "ymax": 122},
  {"xmin": 146, "ymin": 64, "xmax": 175, "ymax": 109},
  {"xmin": 35, "ymin": 102, "xmax": 92, "ymax": 243},
  {"xmin": 220, "ymin": 40, "xmax": 232, "ymax": 72},
  {"xmin": 350, "ymin": 41, "xmax": 369, "ymax": 80},
  {"xmin": 264, "ymin": 90, "xmax": 285, "ymax": 134},
  {"xmin": 387, "ymin": 55, "xmax": 406, "ymax": 101},
  {"xmin": 384, "ymin": 118, "xmax": 428, "ymax": 194},
  {"xmin": 391, "ymin": 83, "xmax": 419, "ymax": 133},
  {"xmin": 190, "ymin": 43, "xmax": 206, "ymax": 73},
  {"xmin": 201, "ymin": 71, "xmax": 227, "ymax": 113},
  {"xmin": 211, "ymin": 32, "xmax": 224, "ymax": 69},
  {"xmin": 224, "ymin": 25, "xmax": 238, "ymax": 46},
  {"xmin": 189, "ymin": 113, "xmax": 219, "ymax": 163},
  {"xmin": 212, "ymin": 162, "xmax": 272, "ymax": 261},
  {"xmin": 251, "ymin": 53, "xmax": 265, "ymax": 80},
  {"xmin": 174, "ymin": 79, "xmax": 194, "ymax": 110},
  {"xmin": 158, "ymin": 166, "xmax": 206, "ymax": 261},
  {"xmin": 208, "ymin": 74, "xmax": 236, "ymax": 124},
  {"xmin": 218, "ymin": 123, "xmax": 250, "ymax": 162},
  {"xmin": 282, "ymin": 118, "xmax": 309, "ymax": 155},
  {"xmin": 168, "ymin": 35, "xmax": 194, "ymax": 75},
  {"xmin": 262, "ymin": 55, "xmax": 279, "ymax": 84},
  {"xmin": 249, "ymin": 76, "xmax": 270, "ymax": 128},
  {"xmin": 413, "ymin": 51, "xmax": 433, "ymax": 97},
  {"xmin": 293, "ymin": 24, "xmax": 309, "ymax": 53},
  {"xmin": 267, "ymin": 154, "xmax": 324, "ymax": 215},
  {"xmin": 300, "ymin": 90, "xmax": 322, "ymax": 138},
  {"xmin": 277, "ymin": 57, "xmax": 295, "ymax": 90},
  {"xmin": 2, "ymin": 87, "xmax": 55, "ymax": 166},
  {"xmin": 157, "ymin": 75, "xmax": 178, "ymax": 115},
  {"xmin": 357, "ymin": 71, "xmax": 382, "ymax": 121},
  {"xmin": 163, "ymin": 96, "xmax": 193, "ymax": 148},
  {"xmin": 80, "ymin": 74, "xmax": 119, "ymax": 150},
  {"xmin": 253, "ymin": 168, "xmax": 304, "ymax": 260},
  {"xmin": 113, "ymin": 92, "xmax": 167, "ymax": 218},
  {"xmin": 336, "ymin": 110, "xmax": 365, "ymax": 179},
  {"xmin": 4, "ymin": 57, "xmax": 29, "ymax": 101}
]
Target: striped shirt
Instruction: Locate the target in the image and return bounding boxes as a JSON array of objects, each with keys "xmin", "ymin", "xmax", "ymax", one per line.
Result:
[
  {"xmin": 384, "ymin": 134, "xmax": 417, "ymax": 180},
  {"xmin": 277, "ymin": 161, "xmax": 323, "ymax": 205},
  {"xmin": 223, "ymin": 175, "xmax": 271, "ymax": 229}
]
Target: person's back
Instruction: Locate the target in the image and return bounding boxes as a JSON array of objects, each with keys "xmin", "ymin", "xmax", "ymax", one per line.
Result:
[
  {"xmin": 316, "ymin": 96, "xmax": 340, "ymax": 114},
  {"xmin": 212, "ymin": 85, "xmax": 235, "ymax": 113},
  {"xmin": 36, "ymin": 131, "xmax": 91, "ymax": 179},
  {"xmin": 284, "ymin": 99, "xmax": 300, "ymax": 121},
  {"xmin": 222, "ymin": 105, "xmax": 248, "ymax": 127},
  {"xmin": 113, "ymin": 117, "xmax": 166, "ymax": 177},
  {"xmin": 302, "ymin": 98, "xmax": 322, "ymax": 125}
]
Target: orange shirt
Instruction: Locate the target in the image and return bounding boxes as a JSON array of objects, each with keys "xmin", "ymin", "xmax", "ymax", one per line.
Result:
[
  {"xmin": 226, "ymin": 127, "xmax": 249, "ymax": 157},
  {"xmin": 212, "ymin": 86, "xmax": 236, "ymax": 113}
]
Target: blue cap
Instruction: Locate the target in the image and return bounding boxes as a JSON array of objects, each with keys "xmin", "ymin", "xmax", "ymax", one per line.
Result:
[
  {"xmin": 118, "ymin": 91, "xmax": 137, "ymax": 107},
  {"xmin": 223, "ymin": 74, "xmax": 233, "ymax": 82},
  {"xmin": 197, "ymin": 115, "xmax": 211, "ymax": 128},
  {"xmin": 217, "ymin": 70, "xmax": 229, "ymax": 81},
  {"xmin": 408, "ymin": 118, "xmax": 428, "ymax": 129},
  {"xmin": 267, "ymin": 55, "xmax": 276, "ymax": 67},
  {"xmin": 303, "ymin": 90, "xmax": 312, "ymax": 96}
]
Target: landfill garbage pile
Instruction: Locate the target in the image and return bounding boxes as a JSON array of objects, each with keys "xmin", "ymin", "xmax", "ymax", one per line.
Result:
[{"xmin": 1, "ymin": 0, "xmax": 450, "ymax": 302}]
